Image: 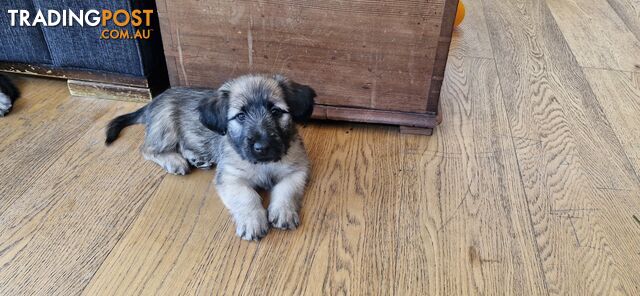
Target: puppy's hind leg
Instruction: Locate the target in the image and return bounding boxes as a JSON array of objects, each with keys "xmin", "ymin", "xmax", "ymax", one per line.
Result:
[
  {"xmin": 141, "ymin": 109, "xmax": 189, "ymax": 175},
  {"xmin": 142, "ymin": 149, "xmax": 190, "ymax": 175}
]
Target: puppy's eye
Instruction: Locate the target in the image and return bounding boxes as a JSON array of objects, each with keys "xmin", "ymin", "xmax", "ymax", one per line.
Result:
[
  {"xmin": 271, "ymin": 108, "xmax": 285, "ymax": 117},
  {"xmin": 235, "ymin": 113, "xmax": 246, "ymax": 122}
]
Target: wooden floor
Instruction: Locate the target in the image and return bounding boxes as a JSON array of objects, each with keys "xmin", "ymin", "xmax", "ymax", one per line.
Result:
[{"xmin": 1, "ymin": 0, "xmax": 640, "ymax": 294}]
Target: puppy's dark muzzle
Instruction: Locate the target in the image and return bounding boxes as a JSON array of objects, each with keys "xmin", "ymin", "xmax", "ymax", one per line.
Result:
[
  {"xmin": 249, "ymin": 136, "xmax": 284, "ymax": 162},
  {"xmin": 252, "ymin": 141, "xmax": 268, "ymax": 154}
]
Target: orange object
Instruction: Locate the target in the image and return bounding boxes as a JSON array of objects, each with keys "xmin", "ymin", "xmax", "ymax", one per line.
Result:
[{"xmin": 454, "ymin": 1, "xmax": 465, "ymax": 27}]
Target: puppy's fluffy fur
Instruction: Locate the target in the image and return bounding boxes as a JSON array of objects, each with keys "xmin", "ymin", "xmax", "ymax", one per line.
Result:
[
  {"xmin": 106, "ymin": 74, "xmax": 316, "ymax": 240},
  {"xmin": 0, "ymin": 74, "xmax": 20, "ymax": 117}
]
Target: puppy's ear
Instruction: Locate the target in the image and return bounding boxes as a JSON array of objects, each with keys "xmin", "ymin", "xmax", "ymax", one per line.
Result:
[
  {"xmin": 275, "ymin": 75, "xmax": 316, "ymax": 123},
  {"xmin": 198, "ymin": 90, "xmax": 229, "ymax": 135}
]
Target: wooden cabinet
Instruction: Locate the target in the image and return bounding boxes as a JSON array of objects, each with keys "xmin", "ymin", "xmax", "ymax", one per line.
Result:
[{"xmin": 157, "ymin": 0, "xmax": 458, "ymax": 132}]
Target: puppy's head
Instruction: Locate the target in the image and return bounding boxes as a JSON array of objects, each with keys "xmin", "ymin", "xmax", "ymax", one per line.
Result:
[{"xmin": 199, "ymin": 74, "xmax": 316, "ymax": 163}]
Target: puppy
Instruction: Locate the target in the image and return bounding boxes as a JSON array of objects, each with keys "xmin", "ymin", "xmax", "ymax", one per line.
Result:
[
  {"xmin": 106, "ymin": 74, "xmax": 316, "ymax": 240},
  {"xmin": 0, "ymin": 74, "xmax": 20, "ymax": 117}
]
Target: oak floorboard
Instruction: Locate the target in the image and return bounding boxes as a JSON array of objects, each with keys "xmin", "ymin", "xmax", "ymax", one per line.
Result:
[
  {"xmin": 584, "ymin": 68, "xmax": 640, "ymax": 174},
  {"xmin": 83, "ymin": 122, "xmax": 405, "ymax": 295},
  {"xmin": 0, "ymin": 77, "xmax": 113, "ymax": 213},
  {"xmin": 546, "ymin": 0, "xmax": 640, "ymax": 72},
  {"xmin": 81, "ymin": 169, "xmax": 238, "ymax": 295},
  {"xmin": 484, "ymin": 0, "xmax": 640, "ymax": 293},
  {"xmin": 0, "ymin": 101, "xmax": 166, "ymax": 295},
  {"xmin": 607, "ymin": 0, "xmax": 640, "ymax": 44},
  {"xmin": 398, "ymin": 55, "xmax": 547, "ymax": 295}
]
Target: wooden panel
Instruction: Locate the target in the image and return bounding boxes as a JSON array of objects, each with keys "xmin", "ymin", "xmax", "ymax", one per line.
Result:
[
  {"xmin": 157, "ymin": 0, "xmax": 452, "ymax": 113},
  {"xmin": 68, "ymin": 80, "xmax": 152, "ymax": 102},
  {"xmin": 484, "ymin": 0, "xmax": 640, "ymax": 293},
  {"xmin": 546, "ymin": 0, "xmax": 640, "ymax": 72}
]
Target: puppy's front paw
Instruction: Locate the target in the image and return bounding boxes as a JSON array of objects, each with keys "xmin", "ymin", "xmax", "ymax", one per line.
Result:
[
  {"xmin": 268, "ymin": 205, "xmax": 300, "ymax": 230},
  {"xmin": 235, "ymin": 209, "xmax": 269, "ymax": 241}
]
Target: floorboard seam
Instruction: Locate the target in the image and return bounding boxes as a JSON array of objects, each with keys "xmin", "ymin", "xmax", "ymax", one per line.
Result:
[
  {"xmin": 481, "ymin": 0, "xmax": 554, "ymax": 284},
  {"xmin": 582, "ymin": 66, "xmax": 640, "ymax": 74},
  {"xmin": 0, "ymin": 106, "xmax": 111, "ymax": 217},
  {"xmin": 78, "ymin": 173, "xmax": 167, "ymax": 295}
]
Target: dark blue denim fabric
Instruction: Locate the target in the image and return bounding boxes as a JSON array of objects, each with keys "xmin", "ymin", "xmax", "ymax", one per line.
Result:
[
  {"xmin": 0, "ymin": 1, "xmax": 52, "ymax": 64},
  {"xmin": 33, "ymin": 0, "xmax": 144, "ymax": 76},
  {"xmin": 1, "ymin": 0, "xmax": 148, "ymax": 77}
]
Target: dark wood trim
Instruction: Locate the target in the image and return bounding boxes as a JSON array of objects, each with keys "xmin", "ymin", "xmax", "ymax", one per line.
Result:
[
  {"xmin": 0, "ymin": 62, "xmax": 149, "ymax": 87},
  {"xmin": 1, "ymin": 61, "xmax": 169, "ymax": 101},
  {"xmin": 312, "ymin": 104, "xmax": 440, "ymax": 128}
]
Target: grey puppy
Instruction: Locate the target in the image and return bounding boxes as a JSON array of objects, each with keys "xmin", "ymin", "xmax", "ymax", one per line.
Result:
[{"xmin": 105, "ymin": 74, "xmax": 316, "ymax": 240}]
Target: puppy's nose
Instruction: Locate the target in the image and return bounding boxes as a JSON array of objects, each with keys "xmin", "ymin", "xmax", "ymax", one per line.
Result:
[{"xmin": 253, "ymin": 142, "xmax": 269, "ymax": 154}]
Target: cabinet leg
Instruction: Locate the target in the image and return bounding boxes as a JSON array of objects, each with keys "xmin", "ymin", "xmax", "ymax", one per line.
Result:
[{"xmin": 399, "ymin": 126, "xmax": 434, "ymax": 136}]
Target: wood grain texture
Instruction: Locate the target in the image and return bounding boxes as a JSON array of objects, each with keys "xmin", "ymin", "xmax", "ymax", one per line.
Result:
[
  {"xmin": 546, "ymin": 0, "xmax": 640, "ymax": 72},
  {"xmin": 584, "ymin": 68, "xmax": 640, "ymax": 173},
  {"xmin": 81, "ymin": 169, "xmax": 230, "ymax": 295},
  {"xmin": 397, "ymin": 55, "xmax": 547, "ymax": 295},
  {"xmin": 484, "ymin": 0, "xmax": 640, "ymax": 293},
  {"xmin": 448, "ymin": 0, "xmax": 494, "ymax": 58},
  {"xmin": 0, "ymin": 77, "xmax": 113, "ymax": 214},
  {"xmin": 83, "ymin": 123, "xmax": 406, "ymax": 295},
  {"xmin": 0, "ymin": 90, "xmax": 165, "ymax": 295},
  {"xmin": 156, "ymin": 0, "xmax": 454, "ymax": 116},
  {"xmin": 607, "ymin": 0, "xmax": 640, "ymax": 46}
]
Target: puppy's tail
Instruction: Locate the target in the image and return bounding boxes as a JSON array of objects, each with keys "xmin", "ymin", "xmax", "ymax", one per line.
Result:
[
  {"xmin": 105, "ymin": 107, "xmax": 145, "ymax": 145},
  {"xmin": 0, "ymin": 74, "xmax": 20, "ymax": 101}
]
